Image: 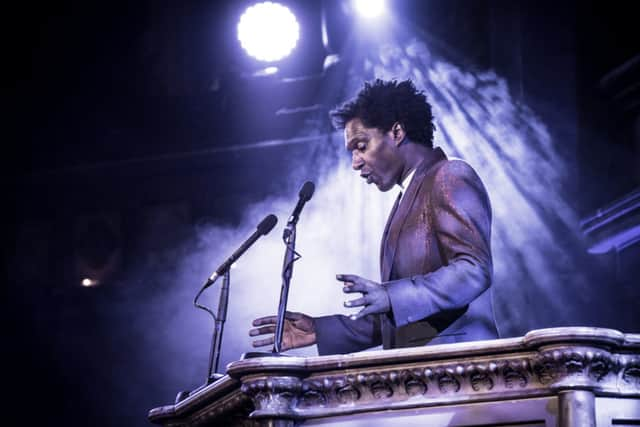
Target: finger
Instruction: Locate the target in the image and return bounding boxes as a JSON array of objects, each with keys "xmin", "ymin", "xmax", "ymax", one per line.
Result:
[
  {"xmin": 252, "ymin": 316, "xmax": 277, "ymax": 326},
  {"xmin": 344, "ymin": 296, "xmax": 367, "ymax": 308},
  {"xmin": 350, "ymin": 299, "xmax": 388, "ymax": 320},
  {"xmin": 343, "ymin": 282, "xmax": 366, "ymax": 293},
  {"xmin": 336, "ymin": 274, "xmax": 362, "ymax": 284},
  {"xmin": 285, "ymin": 311, "xmax": 302, "ymax": 321},
  {"xmin": 249, "ymin": 325, "xmax": 276, "ymax": 336},
  {"xmin": 252, "ymin": 336, "xmax": 274, "ymax": 347},
  {"xmin": 349, "ymin": 306, "xmax": 373, "ymax": 321}
]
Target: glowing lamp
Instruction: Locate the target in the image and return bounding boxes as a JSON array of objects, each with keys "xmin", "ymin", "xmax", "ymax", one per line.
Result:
[
  {"xmin": 237, "ymin": 2, "xmax": 300, "ymax": 62},
  {"xmin": 353, "ymin": 0, "xmax": 385, "ymax": 19}
]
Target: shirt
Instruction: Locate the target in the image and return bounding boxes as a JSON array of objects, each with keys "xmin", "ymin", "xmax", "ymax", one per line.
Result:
[{"xmin": 398, "ymin": 168, "xmax": 416, "ymax": 203}]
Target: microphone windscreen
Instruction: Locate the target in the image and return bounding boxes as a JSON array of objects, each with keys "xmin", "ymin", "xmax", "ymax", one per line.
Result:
[
  {"xmin": 299, "ymin": 181, "xmax": 315, "ymax": 201},
  {"xmin": 257, "ymin": 214, "xmax": 278, "ymax": 235}
]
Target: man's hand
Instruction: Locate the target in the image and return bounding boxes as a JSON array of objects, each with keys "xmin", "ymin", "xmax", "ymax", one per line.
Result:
[
  {"xmin": 249, "ymin": 311, "xmax": 316, "ymax": 351},
  {"xmin": 337, "ymin": 274, "xmax": 391, "ymax": 320}
]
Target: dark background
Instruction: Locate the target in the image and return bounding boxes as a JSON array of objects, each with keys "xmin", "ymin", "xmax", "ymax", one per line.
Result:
[{"xmin": 5, "ymin": 1, "xmax": 638, "ymax": 426}]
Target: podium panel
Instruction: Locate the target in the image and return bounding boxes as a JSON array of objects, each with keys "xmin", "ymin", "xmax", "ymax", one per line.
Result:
[{"xmin": 148, "ymin": 327, "xmax": 640, "ymax": 427}]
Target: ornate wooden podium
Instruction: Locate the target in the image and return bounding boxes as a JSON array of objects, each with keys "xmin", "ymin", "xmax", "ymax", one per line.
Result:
[{"xmin": 148, "ymin": 327, "xmax": 640, "ymax": 426}]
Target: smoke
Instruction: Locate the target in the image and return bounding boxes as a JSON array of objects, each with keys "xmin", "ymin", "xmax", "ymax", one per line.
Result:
[
  {"xmin": 155, "ymin": 141, "xmax": 399, "ymax": 383},
  {"xmin": 132, "ymin": 23, "xmax": 624, "ymax": 417}
]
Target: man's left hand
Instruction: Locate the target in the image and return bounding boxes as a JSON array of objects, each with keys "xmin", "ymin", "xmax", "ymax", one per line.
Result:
[{"xmin": 337, "ymin": 274, "xmax": 391, "ymax": 320}]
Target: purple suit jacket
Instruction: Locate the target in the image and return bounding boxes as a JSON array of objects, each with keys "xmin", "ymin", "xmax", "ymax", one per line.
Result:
[{"xmin": 314, "ymin": 148, "xmax": 499, "ymax": 354}]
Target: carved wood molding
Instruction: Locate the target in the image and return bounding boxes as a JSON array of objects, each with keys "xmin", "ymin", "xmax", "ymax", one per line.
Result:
[
  {"xmin": 228, "ymin": 329, "xmax": 640, "ymax": 420},
  {"xmin": 234, "ymin": 351, "xmax": 640, "ymax": 419},
  {"xmin": 148, "ymin": 327, "xmax": 640, "ymax": 425}
]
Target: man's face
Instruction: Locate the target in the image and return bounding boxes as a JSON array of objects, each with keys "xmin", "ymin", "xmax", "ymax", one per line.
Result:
[{"xmin": 344, "ymin": 118, "xmax": 404, "ymax": 192}]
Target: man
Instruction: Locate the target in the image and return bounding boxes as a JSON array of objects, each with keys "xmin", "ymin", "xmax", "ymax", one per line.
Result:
[{"xmin": 250, "ymin": 79, "xmax": 498, "ymax": 355}]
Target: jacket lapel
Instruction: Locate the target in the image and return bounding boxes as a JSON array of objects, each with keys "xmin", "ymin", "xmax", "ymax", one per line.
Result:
[
  {"xmin": 379, "ymin": 191, "xmax": 402, "ymax": 279},
  {"xmin": 380, "ymin": 148, "xmax": 447, "ymax": 282},
  {"xmin": 381, "ymin": 170, "xmax": 424, "ymax": 281}
]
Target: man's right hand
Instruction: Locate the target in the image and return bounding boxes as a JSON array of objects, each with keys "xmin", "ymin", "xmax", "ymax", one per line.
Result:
[{"xmin": 249, "ymin": 311, "xmax": 316, "ymax": 351}]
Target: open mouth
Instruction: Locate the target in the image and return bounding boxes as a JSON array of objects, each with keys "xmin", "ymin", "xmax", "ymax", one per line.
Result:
[{"xmin": 361, "ymin": 173, "xmax": 374, "ymax": 184}]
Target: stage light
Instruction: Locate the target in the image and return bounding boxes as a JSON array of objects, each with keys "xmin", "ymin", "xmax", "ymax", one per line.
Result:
[
  {"xmin": 354, "ymin": 0, "xmax": 385, "ymax": 19},
  {"xmin": 237, "ymin": 2, "xmax": 300, "ymax": 62},
  {"xmin": 81, "ymin": 278, "xmax": 99, "ymax": 287}
]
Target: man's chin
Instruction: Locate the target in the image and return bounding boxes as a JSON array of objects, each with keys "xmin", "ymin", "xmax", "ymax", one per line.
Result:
[{"xmin": 375, "ymin": 182, "xmax": 394, "ymax": 192}]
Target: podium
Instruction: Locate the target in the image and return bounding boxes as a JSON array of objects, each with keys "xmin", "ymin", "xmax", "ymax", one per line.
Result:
[{"xmin": 148, "ymin": 327, "xmax": 640, "ymax": 426}]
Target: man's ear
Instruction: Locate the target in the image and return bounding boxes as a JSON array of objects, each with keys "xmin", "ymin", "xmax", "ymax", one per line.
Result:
[{"xmin": 391, "ymin": 122, "xmax": 406, "ymax": 146}]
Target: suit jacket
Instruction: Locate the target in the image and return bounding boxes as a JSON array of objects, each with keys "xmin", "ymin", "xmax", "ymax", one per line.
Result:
[{"xmin": 315, "ymin": 148, "xmax": 499, "ymax": 355}]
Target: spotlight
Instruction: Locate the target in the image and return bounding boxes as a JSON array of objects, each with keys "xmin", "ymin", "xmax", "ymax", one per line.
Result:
[
  {"xmin": 237, "ymin": 2, "xmax": 300, "ymax": 62},
  {"xmin": 81, "ymin": 278, "xmax": 99, "ymax": 287},
  {"xmin": 353, "ymin": 0, "xmax": 385, "ymax": 19}
]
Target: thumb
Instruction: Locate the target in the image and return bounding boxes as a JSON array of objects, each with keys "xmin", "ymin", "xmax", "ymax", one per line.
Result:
[{"xmin": 285, "ymin": 311, "xmax": 302, "ymax": 321}]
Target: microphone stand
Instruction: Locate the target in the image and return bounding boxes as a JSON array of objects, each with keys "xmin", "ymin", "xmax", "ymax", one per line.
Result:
[
  {"xmin": 179, "ymin": 269, "xmax": 230, "ymax": 401},
  {"xmin": 207, "ymin": 269, "xmax": 230, "ymax": 383},
  {"xmin": 182, "ymin": 214, "xmax": 277, "ymax": 400},
  {"xmin": 273, "ymin": 222, "xmax": 297, "ymax": 354}
]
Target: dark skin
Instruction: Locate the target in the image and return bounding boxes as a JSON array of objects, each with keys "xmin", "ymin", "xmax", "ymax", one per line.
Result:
[
  {"xmin": 250, "ymin": 118, "xmax": 435, "ymax": 351},
  {"xmin": 249, "ymin": 274, "xmax": 393, "ymax": 350},
  {"xmin": 250, "ymin": 311, "xmax": 316, "ymax": 351}
]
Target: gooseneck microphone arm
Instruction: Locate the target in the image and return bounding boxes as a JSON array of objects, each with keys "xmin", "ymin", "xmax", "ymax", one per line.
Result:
[
  {"xmin": 193, "ymin": 214, "xmax": 277, "ymax": 383},
  {"xmin": 273, "ymin": 182, "xmax": 314, "ymax": 353},
  {"xmin": 201, "ymin": 214, "xmax": 278, "ymax": 290}
]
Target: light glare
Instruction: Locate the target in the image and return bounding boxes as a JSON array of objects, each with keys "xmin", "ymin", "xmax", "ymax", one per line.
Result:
[
  {"xmin": 81, "ymin": 278, "xmax": 99, "ymax": 287},
  {"xmin": 237, "ymin": 2, "xmax": 300, "ymax": 62},
  {"xmin": 354, "ymin": 0, "xmax": 385, "ymax": 19}
]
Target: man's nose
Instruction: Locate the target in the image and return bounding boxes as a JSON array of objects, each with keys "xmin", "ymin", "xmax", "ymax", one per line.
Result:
[{"xmin": 352, "ymin": 153, "xmax": 364, "ymax": 170}]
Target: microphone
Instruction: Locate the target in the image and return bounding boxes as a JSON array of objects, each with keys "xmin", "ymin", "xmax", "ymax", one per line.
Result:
[
  {"xmin": 287, "ymin": 181, "xmax": 315, "ymax": 227},
  {"xmin": 273, "ymin": 182, "xmax": 314, "ymax": 353},
  {"xmin": 205, "ymin": 214, "xmax": 277, "ymax": 287}
]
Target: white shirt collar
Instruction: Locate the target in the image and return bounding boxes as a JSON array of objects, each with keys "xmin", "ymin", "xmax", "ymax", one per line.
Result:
[
  {"xmin": 399, "ymin": 168, "xmax": 416, "ymax": 191},
  {"xmin": 397, "ymin": 169, "xmax": 416, "ymax": 202}
]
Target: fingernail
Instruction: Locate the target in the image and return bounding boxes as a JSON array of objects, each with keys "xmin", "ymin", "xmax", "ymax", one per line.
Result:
[
  {"xmin": 349, "ymin": 315, "xmax": 357, "ymax": 321},
  {"xmin": 336, "ymin": 274, "xmax": 343, "ymax": 279}
]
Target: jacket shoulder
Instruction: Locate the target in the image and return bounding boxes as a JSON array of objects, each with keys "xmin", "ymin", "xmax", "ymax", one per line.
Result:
[
  {"xmin": 433, "ymin": 158, "xmax": 480, "ymax": 181},
  {"xmin": 427, "ymin": 158, "xmax": 490, "ymax": 206}
]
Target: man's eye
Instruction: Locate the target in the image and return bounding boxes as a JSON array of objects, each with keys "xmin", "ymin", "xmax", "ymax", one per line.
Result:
[{"xmin": 357, "ymin": 143, "xmax": 366, "ymax": 151}]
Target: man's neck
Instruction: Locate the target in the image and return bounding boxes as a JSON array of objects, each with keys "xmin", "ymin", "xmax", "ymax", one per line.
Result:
[{"xmin": 398, "ymin": 142, "xmax": 435, "ymax": 184}]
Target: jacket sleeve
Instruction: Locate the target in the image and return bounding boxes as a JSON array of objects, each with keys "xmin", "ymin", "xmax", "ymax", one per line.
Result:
[
  {"xmin": 314, "ymin": 313, "xmax": 381, "ymax": 355},
  {"xmin": 384, "ymin": 160, "xmax": 493, "ymax": 327}
]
